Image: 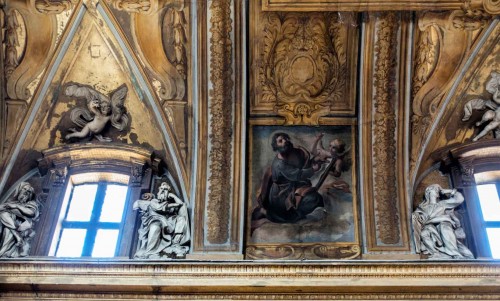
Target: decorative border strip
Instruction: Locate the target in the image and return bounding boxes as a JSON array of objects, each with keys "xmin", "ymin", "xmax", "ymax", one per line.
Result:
[
  {"xmin": 207, "ymin": 0, "xmax": 234, "ymax": 244},
  {"xmin": 372, "ymin": 12, "xmax": 401, "ymax": 245},
  {"xmin": 2, "ymin": 292, "xmax": 500, "ymax": 300}
]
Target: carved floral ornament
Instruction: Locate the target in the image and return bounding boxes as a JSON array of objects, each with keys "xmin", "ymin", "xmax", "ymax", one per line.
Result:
[{"xmin": 254, "ymin": 11, "xmax": 356, "ymax": 125}]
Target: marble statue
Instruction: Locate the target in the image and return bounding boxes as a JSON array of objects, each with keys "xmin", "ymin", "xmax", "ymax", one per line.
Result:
[
  {"xmin": 64, "ymin": 83, "xmax": 129, "ymax": 142},
  {"xmin": 462, "ymin": 71, "xmax": 500, "ymax": 141},
  {"xmin": 0, "ymin": 182, "xmax": 40, "ymax": 258},
  {"xmin": 133, "ymin": 182, "xmax": 190, "ymax": 259},
  {"xmin": 412, "ymin": 184, "xmax": 474, "ymax": 259}
]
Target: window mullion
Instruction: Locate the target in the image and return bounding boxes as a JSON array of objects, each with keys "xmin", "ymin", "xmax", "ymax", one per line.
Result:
[{"xmin": 82, "ymin": 182, "xmax": 107, "ymax": 257}]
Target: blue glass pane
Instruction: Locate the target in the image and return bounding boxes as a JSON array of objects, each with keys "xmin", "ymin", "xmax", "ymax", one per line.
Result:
[
  {"xmin": 476, "ymin": 184, "xmax": 500, "ymax": 222},
  {"xmin": 55, "ymin": 229, "xmax": 86, "ymax": 257},
  {"xmin": 99, "ymin": 185, "xmax": 128, "ymax": 222},
  {"xmin": 91, "ymin": 229, "xmax": 119, "ymax": 257},
  {"xmin": 66, "ymin": 184, "xmax": 98, "ymax": 221},
  {"xmin": 486, "ymin": 228, "xmax": 500, "ymax": 259}
]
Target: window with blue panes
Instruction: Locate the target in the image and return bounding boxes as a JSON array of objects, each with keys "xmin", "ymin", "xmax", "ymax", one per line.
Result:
[
  {"xmin": 474, "ymin": 181, "xmax": 500, "ymax": 259},
  {"xmin": 49, "ymin": 181, "xmax": 129, "ymax": 257}
]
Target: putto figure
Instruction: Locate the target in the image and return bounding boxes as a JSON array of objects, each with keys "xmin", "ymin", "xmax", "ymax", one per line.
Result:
[
  {"xmin": 412, "ymin": 184, "xmax": 474, "ymax": 259},
  {"xmin": 64, "ymin": 83, "xmax": 129, "ymax": 142},
  {"xmin": 133, "ymin": 182, "xmax": 190, "ymax": 259},
  {"xmin": 462, "ymin": 71, "xmax": 500, "ymax": 142},
  {"xmin": 0, "ymin": 182, "xmax": 40, "ymax": 258}
]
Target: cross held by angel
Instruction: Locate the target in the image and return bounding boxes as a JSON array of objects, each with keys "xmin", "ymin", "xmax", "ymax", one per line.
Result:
[{"xmin": 64, "ymin": 83, "xmax": 129, "ymax": 142}]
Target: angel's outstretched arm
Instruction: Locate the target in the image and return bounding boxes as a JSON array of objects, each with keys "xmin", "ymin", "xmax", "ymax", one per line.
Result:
[{"xmin": 311, "ymin": 133, "xmax": 325, "ymax": 156}]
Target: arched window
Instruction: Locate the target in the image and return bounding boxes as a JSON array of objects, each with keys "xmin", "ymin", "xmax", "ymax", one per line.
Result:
[
  {"xmin": 443, "ymin": 140, "xmax": 500, "ymax": 259},
  {"xmin": 31, "ymin": 144, "xmax": 157, "ymax": 258}
]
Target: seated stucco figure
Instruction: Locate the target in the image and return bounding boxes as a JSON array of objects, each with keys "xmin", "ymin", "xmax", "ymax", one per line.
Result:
[
  {"xmin": 133, "ymin": 182, "xmax": 190, "ymax": 259},
  {"xmin": 0, "ymin": 182, "xmax": 40, "ymax": 258},
  {"xmin": 412, "ymin": 184, "xmax": 474, "ymax": 259}
]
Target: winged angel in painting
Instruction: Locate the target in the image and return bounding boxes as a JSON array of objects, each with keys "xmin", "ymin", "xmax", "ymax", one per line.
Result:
[{"xmin": 64, "ymin": 83, "xmax": 129, "ymax": 142}]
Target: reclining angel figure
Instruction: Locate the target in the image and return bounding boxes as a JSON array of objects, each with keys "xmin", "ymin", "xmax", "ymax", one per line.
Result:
[
  {"xmin": 462, "ymin": 71, "xmax": 500, "ymax": 142},
  {"xmin": 64, "ymin": 83, "xmax": 129, "ymax": 142}
]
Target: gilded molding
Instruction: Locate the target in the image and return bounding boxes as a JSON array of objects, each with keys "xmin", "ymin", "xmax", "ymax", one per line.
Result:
[
  {"xmin": 262, "ymin": 0, "xmax": 500, "ymax": 13},
  {"xmin": 246, "ymin": 244, "xmax": 361, "ymax": 260},
  {"xmin": 372, "ymin": 12, "xmax": 401, "ymax": 245},
  {"xmin": 3, "ymin": 1, "xmax": 58, "ymax": 101},
  {"xmin": 410, "ymin": 10, "xmax": 485, "ymax": 178},
  {"xmin": 130, "ymin": 1, "xmax": 186, "ymax": 101},
  {"xmin": 1, "ymin": 260, "xmax": 500, "ymax": 299},
  {"xmin": 3, "ymin": 293, "xmax": 500, "ymax": 300},
  {"xmin": 251, "ymin": 9, "xmax": 357, "ymax": 124},
  {"xmin": 35, "ymin": 0, "xmax": 74, "ymax": 14},
  {"xmin": 207, "ymin": 0, "xmax": 233, "ymax": 244}
]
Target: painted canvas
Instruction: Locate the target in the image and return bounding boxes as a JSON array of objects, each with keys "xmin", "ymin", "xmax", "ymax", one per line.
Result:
[{"xmin": 246, "ymin": 125, "xmax": 359, "ymax": 259}]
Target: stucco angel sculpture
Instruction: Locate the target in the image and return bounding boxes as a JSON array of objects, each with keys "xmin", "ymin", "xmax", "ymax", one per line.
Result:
[
  {"xmin": 412, "ymin": 184, "xmax": 474, "ymax": 259},
  {"xmin": 64, "ymin": 83, "xmax": 129, "ymax": 142},
  {"xmin": 462, "ymin": 71, "xmax": 500, "ymax": 142}
]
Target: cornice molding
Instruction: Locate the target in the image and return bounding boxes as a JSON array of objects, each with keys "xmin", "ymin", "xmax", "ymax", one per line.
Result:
[
  {"xmin": 262, "ymin": 0, "xmax": 499, "ymax": 13},
  {"xmin": 0, "ymin": 260, "xmax": 500, "ymax": 297}
]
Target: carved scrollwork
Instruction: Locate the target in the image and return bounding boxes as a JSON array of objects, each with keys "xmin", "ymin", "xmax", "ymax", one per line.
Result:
[
  {"xmin": 451, "ymin": 3, "xmax": 492, "ymax": 31},
  {"xmin": 412, "ymin": 24, "xmax": 439, "ymax": 98},
  {"xmin": 254, "ymin": 11, "xmax": 356, "ymax": 124},
  {"xmin": 112, "ymin": 0, "xmax": 152, "ymax": 13},
  {"xmin": 35, "ymin": 0, "xmax": 74, "ymax": 14},
  {"xmin": 3, "ymin": 1, "xmax": 58, "ymax": 101},
  {"xmin": 163, "ymin": 5, "xmax": 187, "ymax": 80},
  {"xmin": 246, "ymin": 244, "xmax": 361, "ymax": 260},
  {"xmin": 4, "ymin": 10, "xmax": 25, "ymax": 79},
  {"xmin": 130, "ymin": 0, "xmax": 186, "ymax": 101},
  {"xmin": 482, "ymin": 0, "xmax": 500, "ymax": 14},
  {"xmin": 410, "ymin": 10, "xmax": 471, "ymax": 175}
]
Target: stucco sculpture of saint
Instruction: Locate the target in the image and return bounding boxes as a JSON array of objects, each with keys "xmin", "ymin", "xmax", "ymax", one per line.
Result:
[
  {"xmin": 64, "ymin": 83, "xmax": 129, "ymax": 142},
  {"xmin": 133, "ymin": 182, "xmax": 190, "ymax": 259},
  {"xmin": 412, "ymin": 184, "xmax": 474, "ymax": 259},
  {"xmin": 462, "ymin": 71, "xmax": 500, "ymax": 141},
  {"xmin": 0, "ymin": 182, "xmax": 40, "ymax": 258}
]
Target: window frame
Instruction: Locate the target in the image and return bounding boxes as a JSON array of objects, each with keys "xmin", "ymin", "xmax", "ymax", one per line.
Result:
[
  {"xmin": 32, "ymin": 144, "xmax": 155, "ymax": 258},
  {"xmin": 50, "ymin": 180, "xmax": 131, "ymax": 257},
  {"xmin": 442, "ymin": 140, "xmax": 500, "ymax": 259}
]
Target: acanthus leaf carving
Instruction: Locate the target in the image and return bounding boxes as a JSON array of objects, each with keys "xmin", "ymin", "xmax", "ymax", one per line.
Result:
[
  {"xmin": 206, "ymin": 0, "xmax": 233, "ymax": 244},
  {"xmin": 254, "ymin": 11, "xmax": 356, "ymax": 124},
  {"xmin": 372, "ymin": 12, "xmax": 401, "ymax": 245}
]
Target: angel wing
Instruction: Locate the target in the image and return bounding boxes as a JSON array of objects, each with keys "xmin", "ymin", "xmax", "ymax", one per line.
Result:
[
  {"xmin": 69, "ymin": 107, "xmax": 94, "ymax": 128},
  {"xmin": 110, "ymin": 85, "xmax": 129, "ymax": 131}
]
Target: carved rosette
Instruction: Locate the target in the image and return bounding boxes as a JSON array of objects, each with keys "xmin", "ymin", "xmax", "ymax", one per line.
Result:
[
  {"xmin": 207, "ymin": 0, "xmax": 233, "ymax": 244},
  {"xmin": 253, "ymin": 11, "xmax": 356, "ymax": 124},
  {"xmin": 372, "ymin": 12, "xmax": 401, "ymax": 245}
]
